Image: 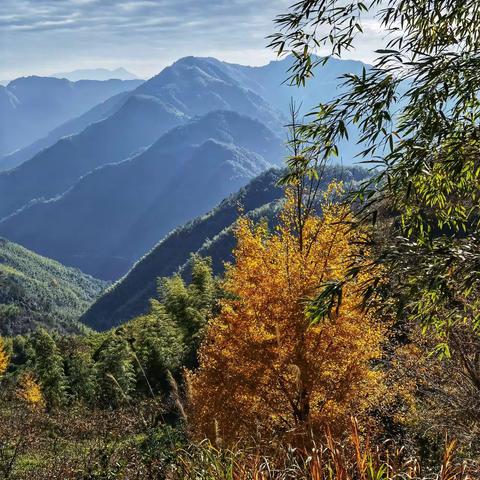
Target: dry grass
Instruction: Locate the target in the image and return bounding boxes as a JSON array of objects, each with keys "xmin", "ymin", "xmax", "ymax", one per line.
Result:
[
  {"xmin": 168, "ymin": 419, "xmax": 479, "ymax": 480},
  {"xmin": 1, "ymin": 401, "xmax": 478, "ymax": 479}
]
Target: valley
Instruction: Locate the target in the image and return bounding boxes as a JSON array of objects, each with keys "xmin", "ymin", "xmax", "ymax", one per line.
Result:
[{"xmin": 0, "ymin": 56, "xmax": 363, "ymax": 282}]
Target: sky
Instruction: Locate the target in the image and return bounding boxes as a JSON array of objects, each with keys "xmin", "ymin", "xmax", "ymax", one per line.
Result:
[{"xmin": 0, "ymin": 0, "xmax": 385, "ymax": 81}]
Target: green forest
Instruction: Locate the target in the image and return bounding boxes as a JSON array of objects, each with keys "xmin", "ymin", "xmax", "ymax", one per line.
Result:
[
  {"xmin": 1, "ymin": 0, "xmax": 480, "ymax": 478},
  {"xmin": 0, "ymin": 238, "xmax": 106, "ymax": 336}
]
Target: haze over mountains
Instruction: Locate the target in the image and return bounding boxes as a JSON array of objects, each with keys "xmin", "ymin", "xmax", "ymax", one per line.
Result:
[
  {"xmin": 0, "ymin": 77, "xmax": 142, "ymax": 159},
  {"xmin": 52, "ymin": 67, "xmax": 139, "ymax": 81},
  {"xmin": 0, "ymin": 91, "xmax": 135, "ymax": 171},
  {"xmin": 0, "ymin": 111, "xmax": 282, "ymax": 279},
  {"xmin": 0, "ymin": 55, "xmax": 368, "ymax": 291}
]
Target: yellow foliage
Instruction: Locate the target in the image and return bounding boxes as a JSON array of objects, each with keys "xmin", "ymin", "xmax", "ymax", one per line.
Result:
[
  {"xmin": 16, "ymin": 372, "xmax": 45, "ymax": 409},
  {"xmin": 0, "ymin": 337, "xmax": 9, "ymax": 376},
  {"xmin": 187, "ymin": 185, "xmax": 385, "ymax": 445}
]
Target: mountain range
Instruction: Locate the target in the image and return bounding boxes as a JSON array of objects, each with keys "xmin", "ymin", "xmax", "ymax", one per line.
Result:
[
  {"xmin": 1, "ymin": 56, "xmax": 365, "ymax": 173},
  {"xmin": 0, "ymin": 56, "xmax": 287, "ymax": 220},
  {"xmin": 0, "ymin": 90, "xmax": 133, "ymax": 171},
  {"xmin": 0, "ymin": 111, "xmax": 283, "ymax": 280},
  {"xmin": 0, "ymin": 77, "xmax": 142, "ymax": 160},
  {"xmin": 0, "ymin": 55, "xmax": 368, "ymax": 287}
]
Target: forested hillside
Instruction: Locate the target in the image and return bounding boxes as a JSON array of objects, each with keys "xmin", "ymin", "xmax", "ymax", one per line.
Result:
[
  {"xmin": 82, "ymin": 165, "xmax": 369, "ymax": 330},
  {"xmin": 0, "ymin": 238, "xmax": 106, "ymax": 335},
  {"xmin": 0, "ymin": 111, "xmax": 283, "ymax": 279}
]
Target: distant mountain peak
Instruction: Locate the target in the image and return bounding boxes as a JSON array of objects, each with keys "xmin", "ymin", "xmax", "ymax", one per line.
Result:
[
  {"xmin": 173, "ymin": 56, "xmax": 221, "ymax": 66},
  {"xmin": 51, "ymin": 67, "xmax": 139, "ymax": 81},
  {"xmin": 8, "ymin": 75, "xmax": 71, "ymax": 88}
]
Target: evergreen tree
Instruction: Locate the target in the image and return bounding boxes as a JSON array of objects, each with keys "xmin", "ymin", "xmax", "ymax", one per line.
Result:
[
  {"xmin": 95, "ymin": 334, "xmax": 136, "ymax": 407},
  {"xmin": 161, "ymin": 255, "xmax": 219, "ymax": 368},
  {"xmin": 64, "ymin": 340, "xmax": 97, "ymax": 405},
  {"xmin": 31, "ymin": 328, "xmax": 67, "ymax": 409},
  {"xmin": 134, "ymin": 302, "xmax": 184, "ymax": 394}
]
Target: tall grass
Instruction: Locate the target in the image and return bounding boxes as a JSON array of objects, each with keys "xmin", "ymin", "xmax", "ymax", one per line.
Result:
[{"xmin": 168, "ymin": 418, "xmax": 478, "ymax": 480}]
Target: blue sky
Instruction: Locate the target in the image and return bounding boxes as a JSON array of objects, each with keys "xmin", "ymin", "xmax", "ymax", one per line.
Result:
[{"xmin": 0, "ymin": 0, "xmax": 384, "ymax": 80}]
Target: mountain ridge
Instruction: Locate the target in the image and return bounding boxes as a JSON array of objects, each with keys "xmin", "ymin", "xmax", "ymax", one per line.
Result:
[
  {"xmin": 1, "ymin": 55, "xmax": 368, "ymax": 172},
  {"xmin": 0, "ymin": 111, "xmax": 284, "ymax": 280},
  {"xmin": 81, "ymin": 165, "xmax": 369, "ymax": 330},
  {"xmin": 0, "ymin": 76, "xmax": 143, "ymax": 158},
  {"xmin": 0, "ymin": 56, "xmax": 289, "ymax": 221}
]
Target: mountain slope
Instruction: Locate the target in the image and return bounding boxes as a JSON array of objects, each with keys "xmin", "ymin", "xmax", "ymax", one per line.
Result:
[
  {"xmin": 0, "ymin": 57, "xmax": 286, "ymax": 220},
  {"xmin": 0, "ymin": 238, "xmax": 107, "ymax": 335},
  {"xmin": 0, "ymin": 94, "xmax": 186, "ymax": 220},
  {"xmin": 81, "ymin": 166, "xmax": 369, "ymax": 331},
  {"xmin": 4, "ymin": 56, "xmax": 362, "ymax": 173},
  {"xmin": 0, "ymin": 111, "xmax": 283, "ymax": 280},
  {"xmin": 135, "ymin": 56, "xmax": 284, "ymax": 131},
  {"xmin": 0, "ymin": 76, "xmax": 142, "ymax": 157},
  {"xmin": 222, "ymin": 55, "xmax": 367, "ymax": 162},
  {"xmin": 225, "ymin": 56, "xmax": 367, "ymax": 115},
  {"xmin": 0, "ymin": 90, "xmax": 131, "ymax": 172}
]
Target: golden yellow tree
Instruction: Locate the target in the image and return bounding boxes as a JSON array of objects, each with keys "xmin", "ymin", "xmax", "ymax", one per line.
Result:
[
  {"xmin": 187, "ymin": 185, "xmax": 384, "ymax": 445},
  {"xmin": 0, "ymin": 337, "xmax": 9, "ymax": 376},
  {"xmin": 16, "ymin": 372, "xmax": 45, "ymax": 409}
]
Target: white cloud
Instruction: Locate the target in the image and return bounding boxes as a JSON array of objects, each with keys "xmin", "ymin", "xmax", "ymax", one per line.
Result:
[{"xmin": 0, "ymin": 0, "xmax": 381, "ymax": 80}]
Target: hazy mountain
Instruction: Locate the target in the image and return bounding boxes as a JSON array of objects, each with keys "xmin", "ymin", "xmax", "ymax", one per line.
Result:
[
  {"xmin": 222, "ymin": 55, "xmax": 367, "ymax": 163},
  {"xmin": 0, "ymin": 57, "xmax": 287, "ymax": 220},
  {"xmin": 0, "ymin": 56, "xmax": 370, "ymax": 290},
  {"xmin": 81, "ymin": 165, "xmax": 369, "ymax": 331},
  {"xmin": 225, "ymin": 56, "xmax": 367, "ymax": 115},
  {"xmin": 0, "ymin": 111, "xmax": 283, "ymax": 280},
  {"xmin": 135, "ymin": 56, "xmax": 284, "ymax": 131},
  {"xmin": 81, "ymin": 169, "xmax": 283, "ymax": 330},
  {"xmin": 0, "ymin": 237, "xmax": 107, "ymax": 335},
  {"xmin": 0, "ymin": 77, "xmax": 143, "ymax": 157},
  {"xmin": 0, "ymin": 56, "xmax": 368, "ymax": 172},
  {"xmin": 0, "ymin": 94, "xmax": 186, "ymax": 220},
  {"xmin": 0, "ymin": 91, "xmax": 131, "ymax": 172},
  {"xmin": 52, "ymin": 67, "xmax": 139, "ymax": 81}
]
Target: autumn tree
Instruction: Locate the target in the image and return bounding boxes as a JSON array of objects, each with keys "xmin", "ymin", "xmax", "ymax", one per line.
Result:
[
  {"xmin": 187, "ymin": 184, "xmax": 384, "ymax": 446},
  {"xmin": 269, "ymin": 0, "xmax": 480, "ymax": 446},
  {"xmin": 0, "ymin": 337, "xmax": 9, "ymax": 377},
  {"xmin": 16, "ymin": 371, "xmax": 44, "ymax": 409}
]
